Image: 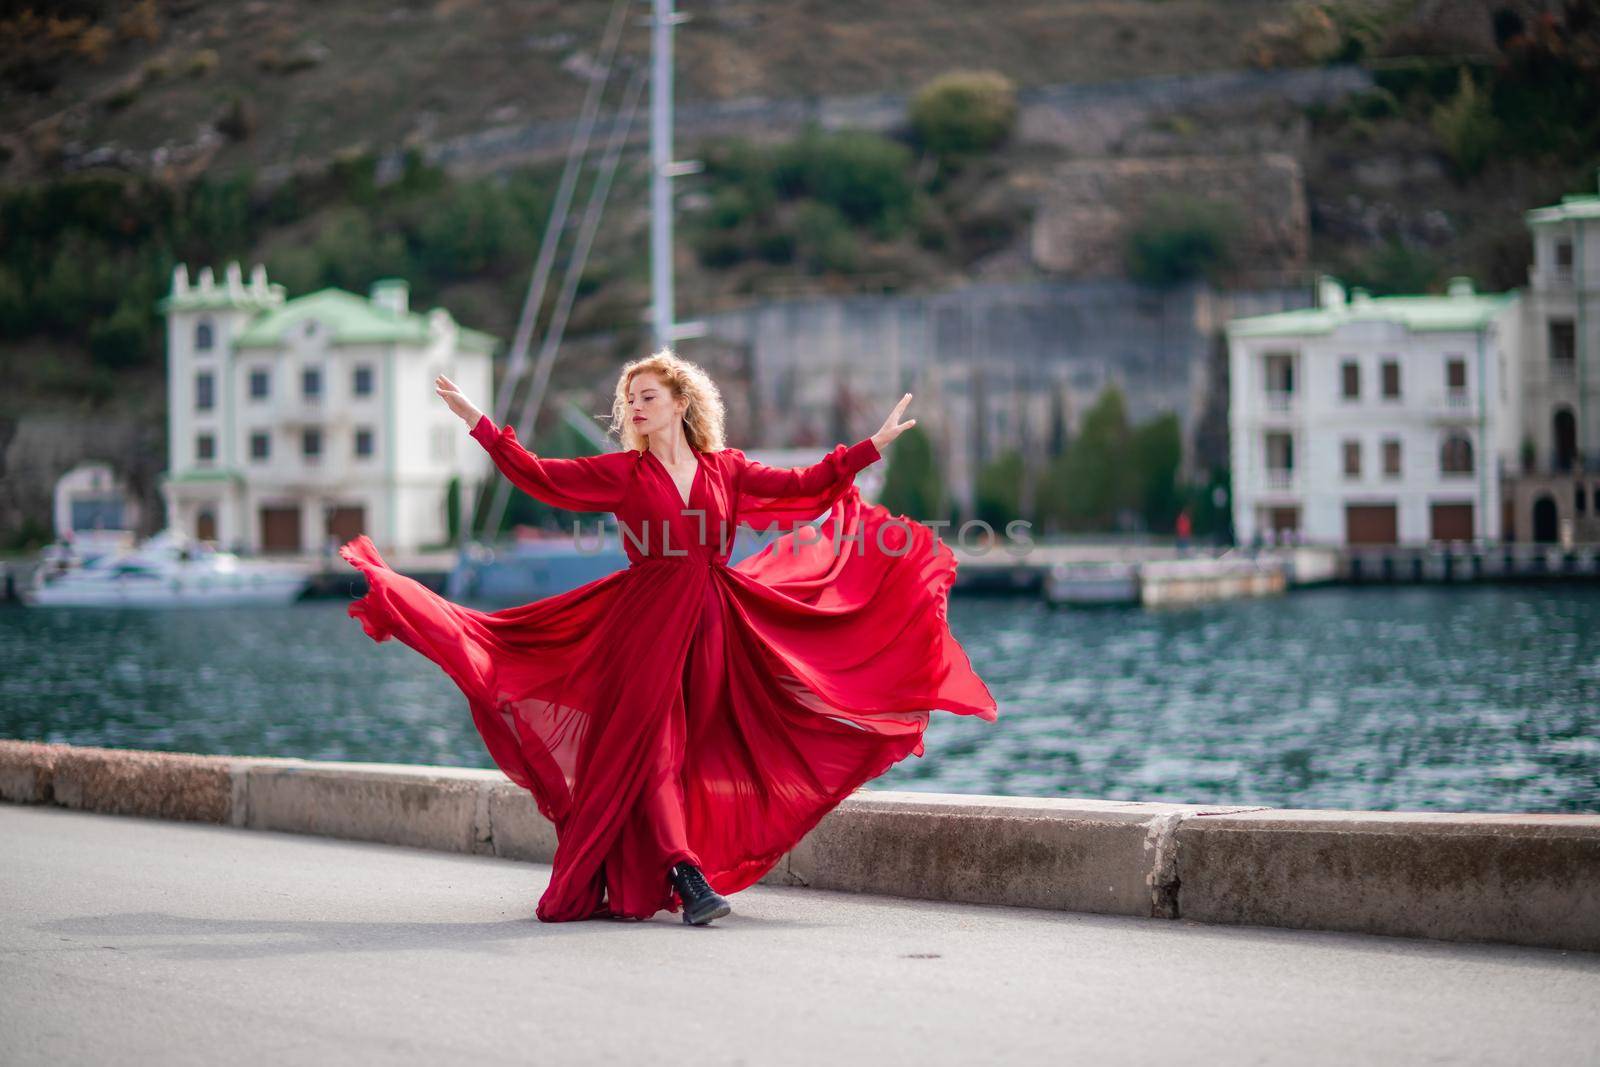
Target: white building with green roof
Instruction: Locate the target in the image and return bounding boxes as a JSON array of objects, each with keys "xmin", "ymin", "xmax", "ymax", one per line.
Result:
[
  {"xmin": 1228, "ymin": 175, "xmax": 1600, "ymax": 549},
  {"xmin": 1227, "ymin": 275, "xmax": 1521, "ymax": 547},
  {"xmin": 156, "ymin": 261, "xmax": 497, "ymax": 556},
  {"xmin": 1510, "ymin": 182, "xmax": 1600, "ymax": 545}
]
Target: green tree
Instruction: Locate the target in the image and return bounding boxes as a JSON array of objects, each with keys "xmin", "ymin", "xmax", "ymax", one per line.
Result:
[
  {"xmin": 1036, "ymin": 386, "xmax": 1134, "ymax": 532},
  {"xmin": 1132, "ymin": 412, "xmax": 1182, "ymax": 532},
  {"xmin": 974, "ymin": 448, "xmax": 1025, "ymax": 529},
  {"xmin": 879, "ymin": 423, "xmax": 944, "ymax": 523}
]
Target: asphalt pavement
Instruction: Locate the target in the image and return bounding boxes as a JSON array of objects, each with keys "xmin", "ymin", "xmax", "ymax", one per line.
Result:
[{"xmin": 2, "ymin": 805, "xmax": 1596, "ymax": 1065}]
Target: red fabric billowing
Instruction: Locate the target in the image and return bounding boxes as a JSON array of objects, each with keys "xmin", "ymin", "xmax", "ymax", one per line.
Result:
[{"xmin": 339, "ymin": 413, "xmax": 998, "ymax": 922}]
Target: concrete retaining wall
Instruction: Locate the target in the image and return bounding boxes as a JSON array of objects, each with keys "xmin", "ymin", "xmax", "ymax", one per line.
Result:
[{"xmin": 3, "ymin": 740, "xmax": 1595, "ymax": 953}]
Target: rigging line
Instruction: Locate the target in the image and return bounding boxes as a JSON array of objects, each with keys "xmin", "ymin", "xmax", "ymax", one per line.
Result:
[
  {"xmin": 489, "ymin": 0, "xmax": 632, "ymax": 437},
  {"xmin": 482, "ymin": 64, "xmax": 649, "ymax": 539}
]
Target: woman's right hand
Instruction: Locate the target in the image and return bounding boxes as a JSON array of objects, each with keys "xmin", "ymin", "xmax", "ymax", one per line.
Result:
[{"xmin": 435, "ymin": 374, "xmax": 484, "ymax": 427}]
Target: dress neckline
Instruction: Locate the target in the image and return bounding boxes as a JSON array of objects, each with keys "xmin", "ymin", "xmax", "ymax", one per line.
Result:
[{"xmin": 645, "ymin": 447, "xmax": 702, "ymax": 510}]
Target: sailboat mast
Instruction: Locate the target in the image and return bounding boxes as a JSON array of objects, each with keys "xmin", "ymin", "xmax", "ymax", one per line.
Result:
[{"xmin": 650, "ymin": 0, "xmax": 681, "ymax": 350}]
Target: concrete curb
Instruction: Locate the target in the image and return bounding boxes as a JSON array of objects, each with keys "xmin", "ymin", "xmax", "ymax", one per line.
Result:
[{"xmin": 2, "ymin": 740, "xmax": 1596, "ymax": 952}]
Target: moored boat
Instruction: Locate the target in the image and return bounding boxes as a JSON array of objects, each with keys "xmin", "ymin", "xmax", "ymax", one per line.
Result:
[{"xmin": 21, "ymin": 529, "xmax": 312, "ymax": 608}]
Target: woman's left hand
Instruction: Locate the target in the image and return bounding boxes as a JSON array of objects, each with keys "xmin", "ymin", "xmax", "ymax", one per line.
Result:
[{"xmin": 871, "ymin": 393, "xmax": 916, "ymax": 452}]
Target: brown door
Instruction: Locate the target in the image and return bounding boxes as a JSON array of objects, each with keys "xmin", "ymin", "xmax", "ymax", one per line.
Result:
[
  {"xmin": 1268, "ymin": 506, "xmax": 1300, "ymax": 533},
  {"xmin": 260, "ymin": 506, "xmax": 302, "ymax": 553},
  {"xmin": 196, "ymin": 510, "xmax": 218, "ymax": 542},
  {"xmin": 1345, "ymin": 504, "xmax": 1398, "ymax": 545},
  {"xmin": 1430, "ymin": 503, "xmax": 1474, "ymax": 542},
  {"xmin": 325, "ymin": 506, "xmax": 366, "ymax": 543}
]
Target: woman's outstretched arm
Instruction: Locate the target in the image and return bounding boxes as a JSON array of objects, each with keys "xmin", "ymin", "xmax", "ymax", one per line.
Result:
[
  {"xmin": 469, "ymin": 414, "xmax": 633, "ymax": 514},
  {"xmin": 438, "ymin": 374, "xmax": 631, "ymax": 514},
  {"xmin": 731, "ymin": 392, "xmax": 915, "ymax": 529}
]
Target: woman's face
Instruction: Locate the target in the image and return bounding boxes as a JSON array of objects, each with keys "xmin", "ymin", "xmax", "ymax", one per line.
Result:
[{"xmin": 627, "ymin": 372, "xmax": 687, "ymax": 442}]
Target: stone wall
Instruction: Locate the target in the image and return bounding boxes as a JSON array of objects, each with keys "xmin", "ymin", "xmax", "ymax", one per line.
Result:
[
  {"xmin": 4, "ymin": 740, "xmax": 1595, "ymax": 953},
  {"xmin": 691, "ymin": 280, "xmax": 1312, "ymax": 512},
  {"xmin": 0, "ymin": 412, "xmax": 166, "ymax": 545}
]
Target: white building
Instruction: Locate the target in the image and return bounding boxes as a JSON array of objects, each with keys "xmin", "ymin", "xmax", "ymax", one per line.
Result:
[
  {"xmin": 1227, "ymin": 275, "xmax": 1521, "ymax": 546},
  {"xmin": 157, "ymin": 262, "xmax": 497, "ymax": 556},
  {"xmin": 53, "ymin": 461, "xmax": 142, "ymax": 542},
  {"xmin": 1505, "ymin": 182, "xmax": 1600, "ymax": 544}
]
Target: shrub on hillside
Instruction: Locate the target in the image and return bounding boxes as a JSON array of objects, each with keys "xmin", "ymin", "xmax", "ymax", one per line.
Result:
[
  {"xmin": 772, "ymin": 130, "xmax": 913, "ymax": 234},
  {"xmin": 1341, "ymin": 238, "xmax": 1445, "ymax": 295},
  {"xmin": 1242, "ymin": 2, "xmax": 1343, "ymax": 68},
  {"xmin": 1125, "ymin": 194, "xmax": 1241, "ymax": 288},
  {"xmin": 1431, "ymin": 68, "xmax": 1500, "ymax": 176},
  {"xmin": 791, "ymin": 200, "xmax": 860, "ymax": 273},
  {"xmin": 89, "ymin": 298, "xmax": 153, "ymax": 369},
  {"xmin": 910, "ymin": 70, "xmax": 1018, "ymax": 159}
]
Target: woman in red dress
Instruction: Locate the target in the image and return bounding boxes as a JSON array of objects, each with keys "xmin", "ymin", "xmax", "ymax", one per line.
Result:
[{"xmin": 338, "ymin": 351, "xmax": 998, "ymax": 925}]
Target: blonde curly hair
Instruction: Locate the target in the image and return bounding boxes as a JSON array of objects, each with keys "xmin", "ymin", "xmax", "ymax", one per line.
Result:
[{"xmin": 610, "ymin": 349, "xmax": 727, "ymax": 453}]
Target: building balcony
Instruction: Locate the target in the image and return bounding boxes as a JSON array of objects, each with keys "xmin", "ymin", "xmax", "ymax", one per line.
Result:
[
  {"xmin": 246, "ymin": 459, "xmax": 370, "ymax": 491},
  {"xmin": 273, "ymin": 394, "xmax": 358, "ymax": 427},
  {"xmin": 1530, "ymin": 267, "xmax": 1575, "ymax": 292},
  {"xmin": 1421, "ymin": 391, "xmax": 1477, "ymax": 420},
  {"xmin": 1263, "ymin": 468, "xmax": 1296, "ymax": 491},
  {"xmin": 1263, "ymin": 391, "xmax": 1296, "ymax": 413}
]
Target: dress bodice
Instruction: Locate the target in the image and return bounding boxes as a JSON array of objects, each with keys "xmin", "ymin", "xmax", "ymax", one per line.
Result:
[
  {"xmin": 468, "ymin": 413, "xmax": 882, "ymax": 572},
  {"xmin": 616, "ymin": 447, "xmax": 736, "ymax": 569}
]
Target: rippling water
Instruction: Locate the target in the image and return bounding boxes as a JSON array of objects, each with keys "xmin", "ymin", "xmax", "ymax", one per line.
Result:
[{"xmin": 2, "ymin": 585, "xmax": 1596, "ymax": 813}]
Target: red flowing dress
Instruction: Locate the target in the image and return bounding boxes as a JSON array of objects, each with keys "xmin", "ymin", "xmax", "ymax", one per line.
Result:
[{"xmin": 338, "ymin": 413, "xmax": 998, "ymax": 922}]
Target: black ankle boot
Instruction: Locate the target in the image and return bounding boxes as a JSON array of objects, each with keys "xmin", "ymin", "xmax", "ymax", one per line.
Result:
[{"xmin": 669, "ymin": 862, "xmax": 731, "ymax": 925}]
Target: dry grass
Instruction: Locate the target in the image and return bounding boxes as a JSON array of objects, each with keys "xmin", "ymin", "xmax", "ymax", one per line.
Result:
[{"xmin": 1, "ymin": 0, "xmax": 1287, "ymax": 180}]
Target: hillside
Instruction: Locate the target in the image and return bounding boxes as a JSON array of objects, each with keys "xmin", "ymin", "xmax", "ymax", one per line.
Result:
[
  {"xmin": 2, "ymin": 0, "xmax": 1291, "ymax": 181},
  {"xmin": 1, "ymin": 0, "xmax": 1598, "ymax": 548}
]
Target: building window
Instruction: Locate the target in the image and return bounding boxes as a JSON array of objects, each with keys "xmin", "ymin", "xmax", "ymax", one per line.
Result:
[
  {"xmin": 1578, "ymin": 484, "xmax": 1588, "ymax": 515},
  {"xmin": 430, "ymin": 425, "xmax": 455, "ymax": 462},
  {"xmin": 1554, "ymin": 407, "xmax": 1578, "ymax": 472},
  {"xmin": 195, "ymin": 319, "xmax": 214, "ymax": 352},
  {"xmin": 195, "ymin": 371, "xmax": 214, "ymax": 411},
  {"xmin": 1440, "ymin": 434, "xmax": 1474, "ymax": 476},
  {"xmin": 1265, "ymin": 432, "xmax": 1294, "ymax": 488},
  {"xmin": 1550, "ymin": 320, "xmax": 1576, "ymax": 376},
  {"xmin": 1383, "ymin": 438, "xmax": 1402, "ymax": 478},
  {"xmin": 1556, "ymin": 239, "xmax": 1573, "ymax": 270},
  {"xmin": 1341, "ymin": 360, "xmax": 1360, "ymax": 400},
  {"xmin": 196, "ymin": 433, "xmax": 215, "ymax": 462},
  {"xmin": 302, "ymin": 427, "xmax": 322, "ymax": 460},
  {"xmin": 1343, "ymin": 439, "xmax": 1362, "ymax": 479},
  {"xmin": 355, "ymin": 427, "xmax": 375, "ymax": 458},
  {"xmin": 249, "ymin": 431, "xmax": 271, "ymax": 461},
  {"xmin": 353, "ymin": 364, "xmax": 374, "ymax": 397},
  {"xmin": 1263, "ymin": 352, "xmax": 1295, "ymax": 408},
  {"xmin": 1381, "ymin": 359, "xmax": 1401, "ymax": 400},
  {"xmin": 1445, "ymin": 357, "xmax": 1467, "ymax": 405},
  {"xmin": 249, "ymin": 368, "xmax": 270, "ymax": 400},
  {"xmin": 302, "ymin": 366, "xmax": 322, "ymax": 401}
]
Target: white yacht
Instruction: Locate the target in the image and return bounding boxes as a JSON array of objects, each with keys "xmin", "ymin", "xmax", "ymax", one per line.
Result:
[{"xmin": 22, "ymin": 529, "xmax": 312, "ymax": 608}]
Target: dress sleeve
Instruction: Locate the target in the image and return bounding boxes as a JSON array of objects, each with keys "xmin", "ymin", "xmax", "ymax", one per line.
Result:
[
  {"xmin": 470, "ymin": 413, "xmax": 632, "ymax": 513},
  {"xmin": 732, "ymin": 437, "xmax": 881, "ymax": 531}
]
